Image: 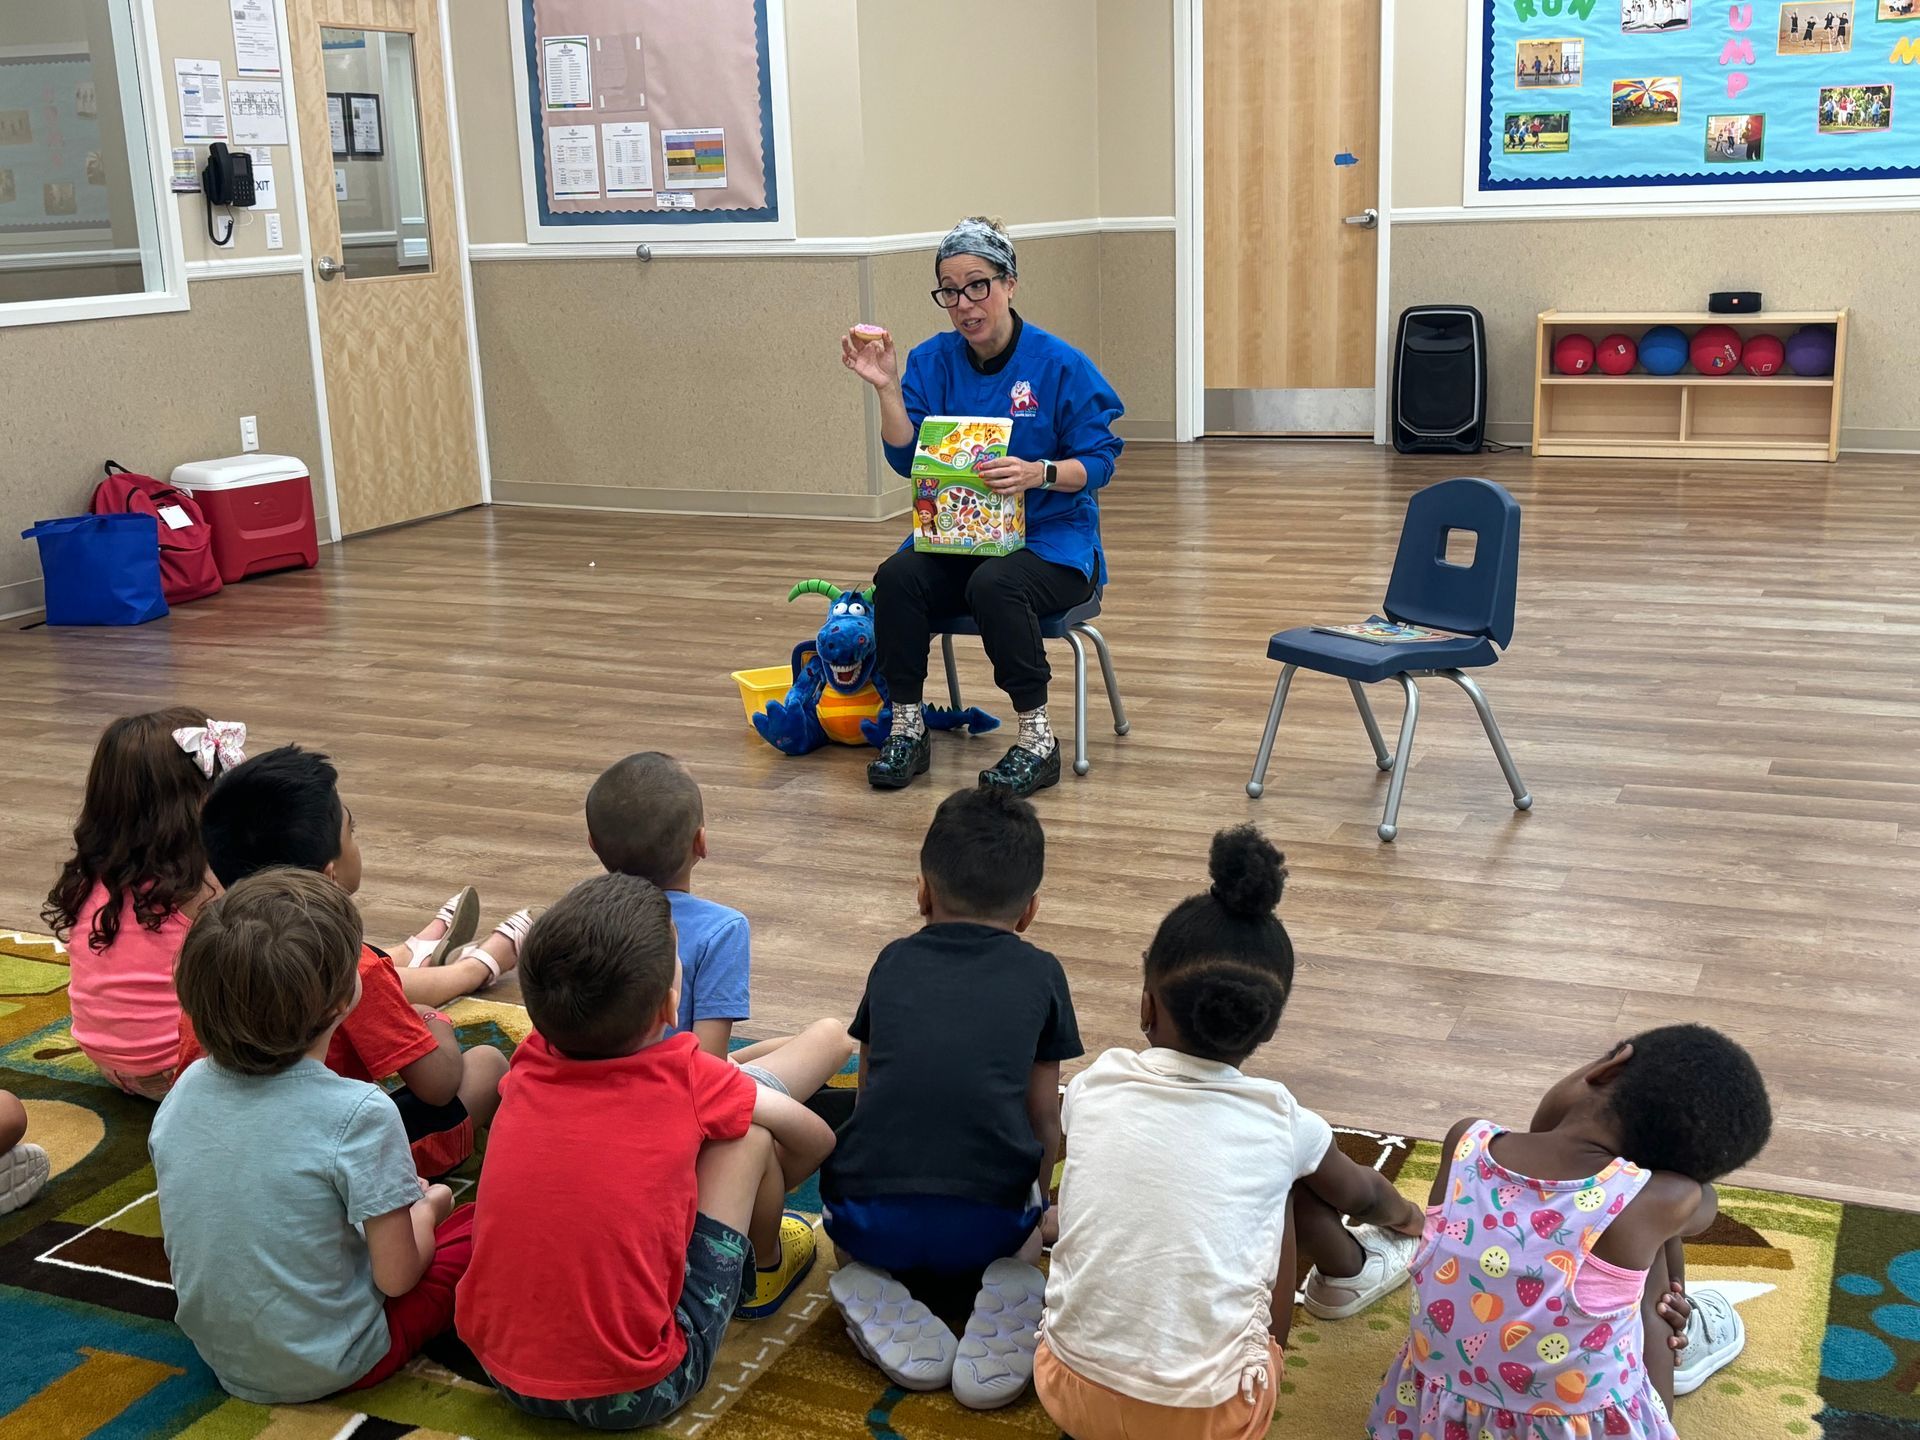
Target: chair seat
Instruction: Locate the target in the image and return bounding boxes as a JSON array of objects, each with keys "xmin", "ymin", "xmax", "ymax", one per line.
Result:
[
  {"xmin": 1265, "ymin": 625, "xmax": 1497, "ymax": 683},
  {"xmin": 940, "ymin": 591, "xmax": 1102, "ymax": 640}
]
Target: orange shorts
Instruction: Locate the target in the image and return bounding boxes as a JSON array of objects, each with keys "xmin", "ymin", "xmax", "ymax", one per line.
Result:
[{"xmin": 1034, "ymin": 1339, "xmax": 1281, "ymax": 1440}]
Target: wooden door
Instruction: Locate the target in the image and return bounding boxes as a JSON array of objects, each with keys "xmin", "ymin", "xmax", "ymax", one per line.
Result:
[
  {"xmin": 1203, "ymin": 0, "xmax": 1381, "ymax": 435},
  {"xmin": 288, "ymin": 0, "xmax": 478, "ymax": 534}
]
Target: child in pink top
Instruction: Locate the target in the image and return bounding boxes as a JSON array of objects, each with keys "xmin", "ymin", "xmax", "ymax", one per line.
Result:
[
  {"xmin": 44, "ymin": 709, "xmax": 241, "ymax": 1099},
  {"xmin": 1362, "ymin": 1025, "xmax": 1772, "ymax": 1440}
]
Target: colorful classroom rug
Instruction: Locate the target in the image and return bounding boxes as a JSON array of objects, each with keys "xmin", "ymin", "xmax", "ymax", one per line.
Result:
[{"xmin": 1, "ymin": 928, "xmax": 1916, "ymax": 1439}]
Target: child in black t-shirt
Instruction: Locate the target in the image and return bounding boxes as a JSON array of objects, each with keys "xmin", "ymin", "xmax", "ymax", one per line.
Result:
[{"xmin": 823, "ymin": 786, "xmax": 1079, "ymax": 1411}]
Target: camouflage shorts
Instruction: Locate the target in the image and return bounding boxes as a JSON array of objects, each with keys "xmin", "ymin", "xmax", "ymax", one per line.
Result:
[{"xmin": 492, "ymin": 1214, "xmax": 754, "ymax": 1430}]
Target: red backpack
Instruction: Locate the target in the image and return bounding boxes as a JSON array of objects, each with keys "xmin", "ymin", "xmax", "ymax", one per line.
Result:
[{"xmin": 89, "ymin": 461, "xmax": 223, "ymax": 605}]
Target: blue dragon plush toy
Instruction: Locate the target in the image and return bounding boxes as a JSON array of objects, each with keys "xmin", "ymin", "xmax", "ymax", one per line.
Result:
[{"xmin": 752, "ymin": 579, "xmax": 998, "ymax": 755}]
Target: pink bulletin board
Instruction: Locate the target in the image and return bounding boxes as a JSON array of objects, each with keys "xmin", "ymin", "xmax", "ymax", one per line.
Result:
[{"xmin": 512, "ymin": 0, "xmax": 792, "ymax": 239}]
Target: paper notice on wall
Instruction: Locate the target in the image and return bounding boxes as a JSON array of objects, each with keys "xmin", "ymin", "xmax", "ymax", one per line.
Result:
[
  {"xmin": 245, "ymin": 146, "xmax": 275, "ymax": 206},
  {"xmin": 548, "ymin": 123, "xmax": 601, "ymax": 197},
  {"xmin": 542, "ymin": 35, "xmax": 592, "ymax": 111},
  {"xmin": 327, "ymin": 94, "xmax": 347, "ymax": 154},
  {"xmin": 655, "ymin": 191, "xmax": 694, "ymax": 209},
  {"xmin": 174, "ymin": 59, "xmax": 228, "ymax": 142},
  {"xmin": 228, "ymin": 80, "xmax": 288, "ymax": 146},
  {"xmin": 333, "ymin": 166, "xmax": 348, "ymax": 199},
  {"xmin": 230, "ymin": 0, "xmax": 282, "ymax": 75},
  {"xmin": 661, "ymin": 127, "xmax": 726, "ymax": 189},
  {"xmin": 170, "ymin": 146, "xmax": 199, "ymax": 193},
  {"xmin": 601, "ymin": 121, "xmax": 653, "ymax": 197}
]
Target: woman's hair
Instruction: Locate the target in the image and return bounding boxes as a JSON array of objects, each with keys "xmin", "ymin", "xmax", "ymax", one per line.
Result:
[
  {"xmin": 1144, "ymin": 826, "xmax": 1293, "ymax": 1064},
  {"xmin": 43, "ymin": 707, "xmax": 220, "ymax": 951},
  {"xmin": 1603, "ymin": 1024, "xmax": 1772, "ymax": 1182}
]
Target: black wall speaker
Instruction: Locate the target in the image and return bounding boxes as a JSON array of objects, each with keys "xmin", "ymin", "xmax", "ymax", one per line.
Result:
[{"xmin": 1392, "ymin": 305, "xmax": 1487, "ymax": 455}]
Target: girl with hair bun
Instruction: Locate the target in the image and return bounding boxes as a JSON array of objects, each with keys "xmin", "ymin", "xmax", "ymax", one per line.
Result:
[{"xmin": 1034, "ymin": 826, "xmax": 1425, "ymax": 1440}]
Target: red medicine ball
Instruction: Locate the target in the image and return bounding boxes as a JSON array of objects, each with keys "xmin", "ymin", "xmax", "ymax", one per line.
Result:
[
  {"xmin": 1690, "ymin": 324, "xmax": 1743, "ymax": 376},
  {"xmin": 1552, "ymin": 334, "xmax": 1596, "ymax": 376},
  {"xmin": 1743, "ymin": 333, "xmax": 1785, "ymax": 376},
  {"xmin": 1595, "ymin": 333, "xmax": 1637, "ymax": 376}
]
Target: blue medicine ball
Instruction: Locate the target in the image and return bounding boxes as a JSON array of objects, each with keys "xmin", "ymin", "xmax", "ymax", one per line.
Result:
[{"xmin": 1639, "ymin": 325, "xmax": 1689, "ymax": 376}]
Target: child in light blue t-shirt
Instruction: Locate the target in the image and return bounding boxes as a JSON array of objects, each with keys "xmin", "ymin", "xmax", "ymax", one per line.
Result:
[
  {"xmin": 585, "ymin": 753, "xmax": 851, "ymax": 1095},
  {"xmin": 150, "ymin": 870, "xmax": 473, "ymax": 1405}
]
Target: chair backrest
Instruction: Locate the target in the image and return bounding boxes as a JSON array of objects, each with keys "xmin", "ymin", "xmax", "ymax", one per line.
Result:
[{"xmin": 1382, "ymin": 477, "xmax": 1521, "ymax": 647}]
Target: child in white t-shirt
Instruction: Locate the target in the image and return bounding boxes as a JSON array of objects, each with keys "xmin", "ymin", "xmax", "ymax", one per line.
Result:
[{"xmin": 1036, "ymin": 826, "xmax": 1426, "ymax": 1440}]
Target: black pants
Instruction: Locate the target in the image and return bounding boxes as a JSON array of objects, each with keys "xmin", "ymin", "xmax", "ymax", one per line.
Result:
[{"xmin": 874, "ymin": 547, "xmax": 1095, "ymax": 713}]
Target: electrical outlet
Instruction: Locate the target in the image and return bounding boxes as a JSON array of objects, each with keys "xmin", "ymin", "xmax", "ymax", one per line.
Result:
[{"xmin": 240, "ymin": 415, "xmax": 259, "ymax": 452}]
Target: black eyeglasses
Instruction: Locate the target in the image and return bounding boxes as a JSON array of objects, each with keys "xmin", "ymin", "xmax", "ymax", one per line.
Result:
[{"xmin": 931, "ymin": 276, "xmax": 999, "ymax": 309}]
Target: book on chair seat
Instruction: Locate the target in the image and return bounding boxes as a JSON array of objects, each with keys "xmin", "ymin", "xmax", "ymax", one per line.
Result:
[{"xmin": 1310, "ymin": 615, "xmax": 1467, "ymax": 645}]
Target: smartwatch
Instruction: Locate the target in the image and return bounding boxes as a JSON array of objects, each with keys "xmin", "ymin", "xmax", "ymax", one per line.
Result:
[{"xmin": 1040, "ymin": 460, "xmax": 1058, "ymax": 490}]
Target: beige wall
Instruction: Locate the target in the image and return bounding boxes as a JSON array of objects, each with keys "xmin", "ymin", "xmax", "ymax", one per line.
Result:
[
  {"xmin": 1387, "ymin": 1, "xmax": 1920, "ymax": 445},
  {"xmin": 1097, "ymin": 0, "xmax": 1175, "ymax": 218}
]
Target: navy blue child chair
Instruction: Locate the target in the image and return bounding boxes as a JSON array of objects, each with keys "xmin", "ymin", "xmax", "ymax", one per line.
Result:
[
  {"xmin": 1245, "ymin": 477, "xmax": 1531, "ymax": 841},
  {"xmin": 939, "ymin": 589, "xmax": 1128, "ymax": 777}
]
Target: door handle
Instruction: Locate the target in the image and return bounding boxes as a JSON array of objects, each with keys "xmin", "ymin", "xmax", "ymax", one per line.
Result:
[
  {"xmin": 315, "ymin": 254, "xmax": 345, "ymax": 281},
  {"xmin": 1343, "ymin": 208, "xmax": 1379, "ymax": 230}
]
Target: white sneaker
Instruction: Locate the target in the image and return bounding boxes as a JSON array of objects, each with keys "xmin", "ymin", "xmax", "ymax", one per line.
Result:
[
  {"xmin": 828, "ymin": 1262, "xmax": 957, "ymax": 1391},
  {"xmin": 0, "ymin": 1143, "xmax": 49, "ymax": 1216},
  {"xmin": 1673, "ymin": 1283, "xmax": 1745, "ymax": 1396},
  {"xmin": 952, "ymin": 1258, "xmax": 1047, "ymax": 1410},
  {"xmin": 1301, "ymin": 1224, "xmax": 1419, "ymax": 1320}
]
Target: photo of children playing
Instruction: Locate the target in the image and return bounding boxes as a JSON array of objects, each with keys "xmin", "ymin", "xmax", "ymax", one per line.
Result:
[
  {"xmin": 1517, "ymin": 38, "xmax": 1583, "ymax": 88},
  {"xmin": 1820, "ymin": 83, "xmax": 1893, "ymax": 132},
  {"xmin": 1706, "ymin": 112, "xmax": 1766, "ymax": 161},
  {"xmin": 1884, "ymin": 0, "xmax": 1917, "ymax": 19},
  {"xmin": 1623, "ymin": 0, "xmax": 1692, "ymax": 31},
  {"xmin": 1612, "ymin": 77, "xmax": 1682, "ymax": 126},
  {"xmin": 1778, "ymin": 3, "xmax": 1854, "ymax": 54},
  {"xmin": 1503, "ymin": 111, "xmax": 1571, "ymax": 152}
]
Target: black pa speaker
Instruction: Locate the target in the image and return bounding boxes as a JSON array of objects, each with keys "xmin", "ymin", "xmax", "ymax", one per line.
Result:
[{"xmin": 1392, "ymin": 305, "xmax": 1487, "ymax": 454}]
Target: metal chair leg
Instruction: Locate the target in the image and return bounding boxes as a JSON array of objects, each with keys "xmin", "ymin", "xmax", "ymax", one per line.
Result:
[
  {"xmin": 1439, "ymin": 669, "xmax": 1533, "ymax": 811},
  {"xmin": 1378, "ymin": 673, "xmax": 1421, "ymax": 842},
  {"xmin": 941, "ymin": 633, "xmax": 962, "ymax": 711},
  {"xmin": 1246, "ymin": 664, "xmax": 1297, "ymax": 798},
  {"xmin": 1064, "ymin": 629, "xmax": 1091, "ymax": 776},
  {"xmin": 1077, "ymin": 624, "xmax": 1130, "ymax": 735},
  {"xmin": 1348, "ymin": 680, "xmax": 1393, "ymax": 771}
]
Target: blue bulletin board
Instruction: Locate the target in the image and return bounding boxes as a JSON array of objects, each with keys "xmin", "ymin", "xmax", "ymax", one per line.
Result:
[{"xmin": 1474, "ymin": 0, "xmax": 1920, "ymax": 200}]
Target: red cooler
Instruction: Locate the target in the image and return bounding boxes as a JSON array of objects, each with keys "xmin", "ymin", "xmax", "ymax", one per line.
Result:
[{"xmin": 169, "ymin": 454, "xmax": 319, "ymax": 583}]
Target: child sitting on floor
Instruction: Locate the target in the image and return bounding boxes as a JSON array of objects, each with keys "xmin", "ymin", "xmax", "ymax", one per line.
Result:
[
  {"xmin": 0, "ymin": 1088, "xmax": 49, "ymax": 1215},
  {"xmin": 1363, "ymin": 1023, "xmax": 1772, "ymax": 1440},
  {"xmin": 1036, "ymin": 826, "xmax": 1425, "ymax": 1440},
  {"xmin": 456, "ymin": 873, "xmax": 836, "ymax": 1429},
  {"xmin": 152, "ymin": 870, "xmax": 474, "ymax": 1403},
  {"xmin": 43, "ymin": 709, "xmax": 239, "ymax": 1100},
  {"xmin": 178, "ymin": 746, "xmax": 512, "ymax": 1176},
  {"xmin": 822, "ymin": 785, "xmax": 1080, "ymax": 1410},
  {"xmin": 586, "ymin": 752, "xmax": 854, "ymax": 1095}
]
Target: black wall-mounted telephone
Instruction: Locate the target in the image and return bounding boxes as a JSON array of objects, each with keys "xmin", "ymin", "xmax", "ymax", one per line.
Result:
[{"xmin": 201, "ymin": 142, "xmax": 255, "ymax": 244}]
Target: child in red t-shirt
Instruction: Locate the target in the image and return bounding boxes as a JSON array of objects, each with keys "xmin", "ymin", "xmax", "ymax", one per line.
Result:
[
  {"xmin": 457, "ymin": 873, "xmax": 836, "ymax": 1429},
  {"xmin": 178, "ymin": 746, "xmax": 510, "ymax": 1176}
]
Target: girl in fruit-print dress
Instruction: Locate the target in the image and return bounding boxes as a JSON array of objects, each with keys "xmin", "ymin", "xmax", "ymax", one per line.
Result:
[{"xmin": 1366, "ymin": 1025, "xmax": 1773, "ymax": 1440}]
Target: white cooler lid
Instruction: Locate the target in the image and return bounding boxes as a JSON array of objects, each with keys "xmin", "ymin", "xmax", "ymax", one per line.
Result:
[{"xmin": 170, "ymin": 453, "xmax": 307, "ymax": 491}]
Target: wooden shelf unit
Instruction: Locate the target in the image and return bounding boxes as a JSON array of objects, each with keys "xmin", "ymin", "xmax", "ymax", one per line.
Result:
[{"xmin": 1531, "ymin": 309, "xmax": 1848, "ymax": 463}]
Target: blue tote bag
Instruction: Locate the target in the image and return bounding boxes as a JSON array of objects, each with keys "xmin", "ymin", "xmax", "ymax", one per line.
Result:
[{"xmin": 21, "ymin": 513, "xmax": 170, "ymax": 626}]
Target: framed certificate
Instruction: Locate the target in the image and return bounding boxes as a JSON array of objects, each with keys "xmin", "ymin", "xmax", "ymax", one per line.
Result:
[
  {"xmin": 327, "ymin": 93, "xmax": 349, "ymax": 158},
  {"xmin": 346, "ymin": 92, "xmax": 383, "ymax": 158}
]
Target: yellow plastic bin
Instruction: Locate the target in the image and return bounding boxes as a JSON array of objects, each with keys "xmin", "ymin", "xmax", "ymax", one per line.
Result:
[{"xmin": 732, "ymin": 665, "xmax": 793, "ymax": 724}]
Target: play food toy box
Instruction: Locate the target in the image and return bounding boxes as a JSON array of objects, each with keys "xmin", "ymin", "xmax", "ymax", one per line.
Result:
[{"xmin": 910, "ymin": 416, "xmax": 1025, "ymax": 557}]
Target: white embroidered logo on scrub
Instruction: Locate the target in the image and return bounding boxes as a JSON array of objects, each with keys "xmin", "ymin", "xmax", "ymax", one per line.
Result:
[{"xmin": 1009, "ymin": 380, "xmax": 1039, "ymax": 415}]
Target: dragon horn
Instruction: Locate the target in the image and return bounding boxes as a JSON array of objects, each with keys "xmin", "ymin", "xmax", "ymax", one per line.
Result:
[
  {"xmin": 860, "ymin": 584, "xmax": 875, "ymax": 605},
  {"xmin": 786, "ymin": 579, "xmax": 842, "ymax": 604}
]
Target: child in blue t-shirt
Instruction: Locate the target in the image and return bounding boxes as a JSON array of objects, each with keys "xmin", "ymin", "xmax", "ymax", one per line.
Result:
[{"xmin": 585, "ymin": 753, "xmax": 852, "ymax": 1096}]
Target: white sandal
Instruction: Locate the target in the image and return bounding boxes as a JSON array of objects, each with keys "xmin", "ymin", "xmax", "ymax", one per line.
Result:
[
  {"xmin": 447, "ymin": 906, "xmax": 536, "ymax": 991},
  {"xmin": 399, "ymin": 887, "xmax": 480, "ymax": 968}
]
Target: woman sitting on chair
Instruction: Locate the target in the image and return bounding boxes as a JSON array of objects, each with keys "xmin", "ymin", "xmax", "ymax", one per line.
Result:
[{"xmin": 843, "ymin": 216, "xmax": 1125, "ymax": 797}]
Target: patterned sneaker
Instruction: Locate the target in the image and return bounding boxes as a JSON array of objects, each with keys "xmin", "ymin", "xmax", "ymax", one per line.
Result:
[
  {"xmin": 952, "ymin": 1258, "xmax": 1047, "ymax": 1410},
  {"xmin": 1301, "ymin": 1224, "xmax": 1420, "ymax": 1320},
  {"xmin": 829, "ymin": 1261, "xmax": 958, "ymax": 1390},
  {"xmin": 978, "ymin": 742, "xmax": 1060, "ymax": 797},
  {"xmin": 737, "ymin": 1214, "xmax": 817, "ymax": 1319},
  {"xmin": 867, "ymin": 732, "xmax": 931, "ymax": 790},
  {"xmin": 0, "ymin": 1142, "xmax": 50, "ymax": 1216}
]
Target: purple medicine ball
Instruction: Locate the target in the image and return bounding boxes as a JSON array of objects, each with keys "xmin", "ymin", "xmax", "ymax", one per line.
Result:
[{"xmin": 1784, "ymin": 326, "xmax": 1836, "ymax": 377}]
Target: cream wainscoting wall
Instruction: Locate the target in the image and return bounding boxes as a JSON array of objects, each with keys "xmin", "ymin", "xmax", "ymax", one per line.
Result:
[{"xmin": 1388, "ymin": 1, "xmax": 1920, "ymax": 451}]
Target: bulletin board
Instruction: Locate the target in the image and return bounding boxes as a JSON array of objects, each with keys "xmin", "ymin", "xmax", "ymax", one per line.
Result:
[
  {"xmin": 0, "ymin": 50, "xmax": 112, "ymax": 240},
  {"xmin": 511, "ymin": 0, "xmax": 793, "ymax": 240},
  {"xmin": 1471, "ymin": 0, "xmax": 1920, "ymax": 203}
]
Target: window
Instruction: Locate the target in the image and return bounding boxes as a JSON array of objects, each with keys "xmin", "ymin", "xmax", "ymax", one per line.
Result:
[{"xmin": 0, "ymin": 0, "xmax": 183, "ymax": 327}]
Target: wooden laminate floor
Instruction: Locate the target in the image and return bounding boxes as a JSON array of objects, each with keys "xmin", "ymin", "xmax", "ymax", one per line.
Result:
[{"xmin": 4, "ymin": 442, "xmax": 1916, "ymax": 1209}]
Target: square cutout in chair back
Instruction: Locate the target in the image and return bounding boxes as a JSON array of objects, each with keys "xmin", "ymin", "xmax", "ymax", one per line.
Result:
[{"xmin": 1442, "ymin": 528, "xmax": 1478, "ymax": 568}]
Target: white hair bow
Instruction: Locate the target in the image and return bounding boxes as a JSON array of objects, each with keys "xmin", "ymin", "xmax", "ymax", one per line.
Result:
[{"xmin": 173, "ymin": 720, "xmax": 247, "ymax": 778}]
